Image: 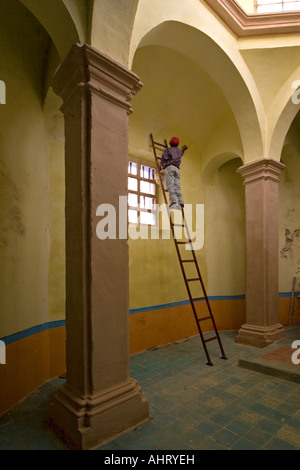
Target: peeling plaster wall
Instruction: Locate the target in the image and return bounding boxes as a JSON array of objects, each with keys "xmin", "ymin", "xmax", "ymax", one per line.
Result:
[
  {"xmin": 279, "ymin": 142, "xmax": 300, "ymax": 293},
  {"xmin": 0, "ymin": 1, "xmax": 51, "ymax": 338},
  {"xmin": 44, "ymin": 89, "xmax": 65, "ymax": 323}
]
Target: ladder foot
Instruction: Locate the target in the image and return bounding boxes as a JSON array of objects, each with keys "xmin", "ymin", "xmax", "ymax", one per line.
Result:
[
  {"xmin": 221, "ymin": 355, "xmax": 228, "ymax": 360},
  {"xmin": 206, "ymin": 361, "xmax": 214, "ymax": 366}
]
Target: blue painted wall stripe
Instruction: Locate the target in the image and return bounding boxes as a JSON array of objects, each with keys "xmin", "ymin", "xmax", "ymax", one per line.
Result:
[
  {"xmin": 1, "ymin": 292, "xmax": 298, "ymax": 345},
  {"xmin": 129, "ymin": 294, "xmax": 246, "ymax": 314},
  {"xmin": 1, "ymin": 320, "xmax": 65, "ymax": 346}
]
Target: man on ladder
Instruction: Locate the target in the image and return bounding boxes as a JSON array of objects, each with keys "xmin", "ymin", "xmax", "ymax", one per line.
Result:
[
  {"xmin": 150, "ymin": 133, "xmax": 227, "ymax": 365},
  {"xmin": 160, "ymin": 137, "xmax": 188, "ymax": 210}
]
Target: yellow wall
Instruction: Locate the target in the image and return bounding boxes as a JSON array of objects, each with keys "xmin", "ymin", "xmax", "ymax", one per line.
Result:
[
  {"xmin": 205, "ymin": 158, "xmax": 245, "ymax": 297},
  {"xmin": 129, "ymin": 298, "xmax": 246, "ymax": 355},
  {"xmin": 236, "ymin": 0, "xmax": 255, "ymax": 13},
  {"xmin": 90, "ymin": 0, "xmax": 139, "ymax": 67},
  {"xmin": 0, "ymin": 1, "xmax": 51, "ymax": 338},
  {"xmin": 0, "ymin": 1, "xmax": 66, "ymax": 413},
  {"xmin": 0, "ymin": 1, "xmax": 66, "ymax": 337},
  {"xmin": 44, "ymin": 90, "xmax": 66, "ymax": 323},
  {"xmin": 0, "ymin": 326, "xmax": 65, "ymax": 415}
]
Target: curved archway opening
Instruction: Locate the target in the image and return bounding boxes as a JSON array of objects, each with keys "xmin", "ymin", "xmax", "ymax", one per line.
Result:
[
  {"xmin": 128, "ymin": 20, "xmax": 253, "ymax": 346},
  {"xmin": 130, "ymin": 21, "xmax": 263, "ymax": 162},
  {"xmin": 19, "ymin": 0, "xmax": 83, "ymax": 59}
]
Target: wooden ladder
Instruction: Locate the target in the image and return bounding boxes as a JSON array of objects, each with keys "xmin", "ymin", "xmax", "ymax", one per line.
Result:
[{"xmin": 150, "ymin": 134, "xmax": 227, "ymax": 366}]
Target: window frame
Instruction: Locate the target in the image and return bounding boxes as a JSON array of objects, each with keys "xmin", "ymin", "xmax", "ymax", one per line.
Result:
[
  {"xmin": 128, "ymin": 158, "xmax": 157, "ymax": 227},
  {"xmin": 203, "ymin": 0, "xmax": 300, "ymax": 37},
  {"xmin": 255, "ymin": 0, "xmax": 300, "ymax": 13}
]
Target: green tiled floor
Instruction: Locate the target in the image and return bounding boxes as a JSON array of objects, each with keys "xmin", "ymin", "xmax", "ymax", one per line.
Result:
[{"xmin": 1, "ymin": 329, "xmax": 300, "ymax": 450}]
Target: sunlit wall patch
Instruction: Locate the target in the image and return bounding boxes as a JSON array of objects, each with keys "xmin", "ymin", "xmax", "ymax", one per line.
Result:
[{"xmin": 0, "ymin": 80, "xmax": 6, "ymax": 104}]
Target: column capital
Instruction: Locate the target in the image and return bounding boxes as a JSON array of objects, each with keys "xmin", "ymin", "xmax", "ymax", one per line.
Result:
[
  {"xmin": 237, "ymin": 158, "xmax": 285, "ymax": 184},
  {"xmin": 52, "ymin": 43, "xmax": 143, "ymax": 113}
]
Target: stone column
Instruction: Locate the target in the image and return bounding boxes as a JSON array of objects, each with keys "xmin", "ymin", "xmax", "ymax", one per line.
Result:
[
  {"xmin": 49, "ymin": 44, "xmax": 149, "ymax": 450},
  {"xmin": 235, "ymin": 158, "xmax": 286, "ymax": 347}
]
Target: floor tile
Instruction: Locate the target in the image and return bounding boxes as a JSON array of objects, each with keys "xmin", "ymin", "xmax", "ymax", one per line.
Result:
[{"xmin": 0, "ymin": 328, "xmax": 299, "ymax": 451}]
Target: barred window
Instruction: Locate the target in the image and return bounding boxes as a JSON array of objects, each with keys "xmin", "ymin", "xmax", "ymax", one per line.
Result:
[
  {"xmin": 128, "ymin": 160, "xmax": 157, "ymax": 225},
  {"xmin": 256, "ymin": 0, "xmax": 300, "ymax": 13}
]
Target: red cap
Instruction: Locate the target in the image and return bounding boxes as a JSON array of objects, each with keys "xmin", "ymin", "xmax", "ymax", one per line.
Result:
[{"xmin": 170, "ymin": 137, "xmax": 179, "ymax": 147}]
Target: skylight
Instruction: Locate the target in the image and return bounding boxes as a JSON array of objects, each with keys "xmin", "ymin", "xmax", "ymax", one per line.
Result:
[{"xmin": 256, "ymin": 1, "xmax": 300, "ymax": 13}]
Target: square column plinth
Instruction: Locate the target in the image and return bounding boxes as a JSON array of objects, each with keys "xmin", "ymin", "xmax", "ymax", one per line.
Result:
[
  {"xmin": 49, "ymin": 44, "xmax": 149, "ymax": 450},
  {"xmin": 235, "ymin": 159, "xmax": 286, "ymax": 348}
]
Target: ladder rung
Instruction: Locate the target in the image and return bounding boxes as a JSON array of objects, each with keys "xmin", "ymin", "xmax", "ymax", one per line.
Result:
[
  {"xmin": 153, "ymin": 141, "xmax": 166, "ymax": 147},
  {"xmin": 171, "ymin": 223, "xmax": 185, "ymax": 227},
  {"xmin": 186, "ymin": 277, "xmax": 200, "ymax": 282},
  {"xmin": 176, "ymin": 241, "xmax": 188, "ymax": 245},
  {"xmin": 197, "ymin": 316, "xmax": 211, "ymax": 322},
  {"xmin": 181, "ymin": 259, "xmax": 194, "ymax": 263},
  {"xmin": 191, "ymin": 296, "xmax": 206, "ymax": 302},
  {"xmin": 156, "ymin": 156, "xmax": 162, "ymax": 160},
  {"xmin": 204, "ymin": 335, "xmax": 218, "ymax": 343}
]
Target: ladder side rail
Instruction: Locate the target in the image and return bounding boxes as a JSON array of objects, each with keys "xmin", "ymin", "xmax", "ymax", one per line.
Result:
[
  {"xmin": 182, "ymin": 216, "xmax": 227, "ymax": 359},
  {"xmin": 150, "ymin": 134, "xmax": 169, "ymax": 207},
  {"xmin": 174, "ymin": 244, "xmax": 209, "ymax": 331},
  {"xmin": 190, "ymin": 259, "xmax": 226, "ymax": 357},
  {"xmin": 181, "ymin": 211, "xmax": 215, "ymax": 311},
  {"xmin": 186, "ymin": 240, "xmax": 227, "ymax": 356},
  {"xmin": 176, "ymin": 226, "xmax": 217, "ymax": 363},
  {"xmin": 173, "ymin": 242, "xmax": 214, "ymax": 365},
  {"xmin": 182, "ymin": 211, "xmax": 217, "ymax": 315}
]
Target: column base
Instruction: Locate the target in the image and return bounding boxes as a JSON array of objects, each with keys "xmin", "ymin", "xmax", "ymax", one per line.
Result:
[
  {"xmin": 235, "ymin": 323, "xmax": 286, "ymax": 348},
  {"xmin": 49, "ymin": 378, "xmax": 149, "ymax": 450}
]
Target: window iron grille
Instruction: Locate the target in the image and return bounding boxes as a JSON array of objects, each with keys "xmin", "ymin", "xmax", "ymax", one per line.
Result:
[
  {"xmin": 255, "ymin": 0, "xmax": 300, "ymax": 13},
  {"xmin": 128, "ymin": 160, "xmax": 157, "ymax": 226}
]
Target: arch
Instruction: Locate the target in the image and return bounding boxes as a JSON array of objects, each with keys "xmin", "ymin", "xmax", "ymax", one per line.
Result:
[
  {"xmin": 282, "ymin": 112, "xmax": 300, "ymax": 157},
  {"xmin": 202, "ymin": 152, "xmax": 243, "ymax": 185},
  {"xmin": 131, "ymin": 20, "xmax": 264, "ymax": 163},
  {"xmin": 268, "ymin": 69, "xmax": 300, "ymax": 161},
  {"xmin": 89, "ymin": 0, "xmax": 139, "ymax": 67},
  {"xmin": 19, "ymin": 0, "xmax": 85, "ymax": 59},
  {"xmin": 204, "ymin": 154, "xmax": 245, "ymax": 298}
]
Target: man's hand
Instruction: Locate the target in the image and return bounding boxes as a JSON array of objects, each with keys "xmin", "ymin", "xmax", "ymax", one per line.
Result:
[{"xmin": 182, "ymin": 145, "xmax": 188, "ymax": 151}]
